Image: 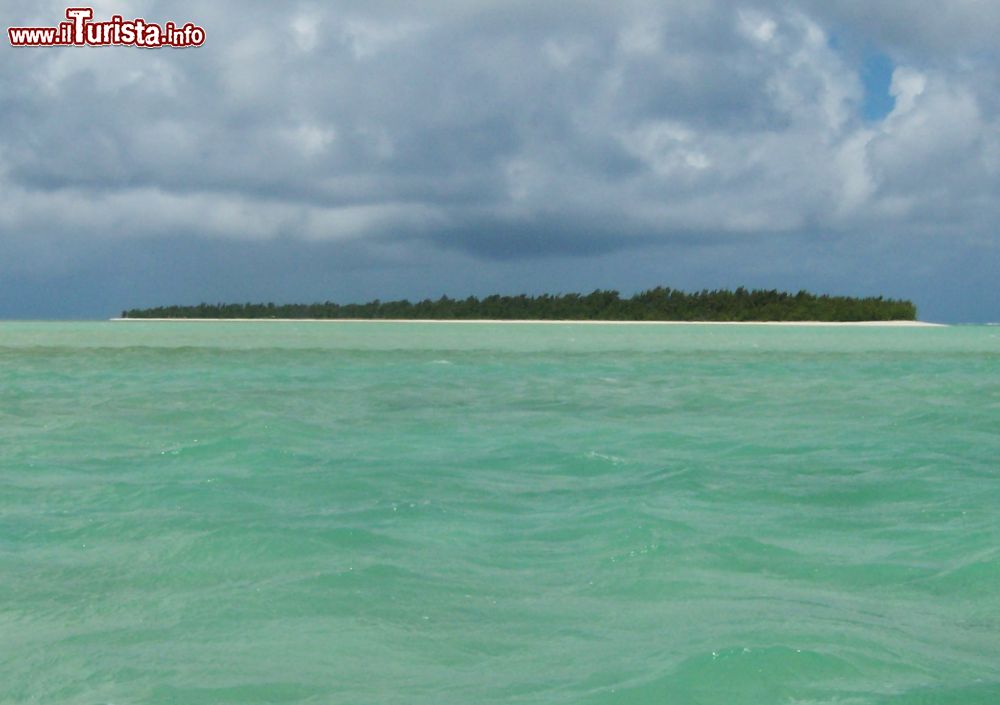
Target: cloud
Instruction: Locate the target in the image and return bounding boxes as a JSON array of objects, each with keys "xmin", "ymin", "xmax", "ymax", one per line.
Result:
[
  {"xmin": 0, "ymin": 0, "xmax": 997, "ymax": 319},
  {"xmin": 797, "ymin": 0, "xmax": 1000, "ymax": 57}
]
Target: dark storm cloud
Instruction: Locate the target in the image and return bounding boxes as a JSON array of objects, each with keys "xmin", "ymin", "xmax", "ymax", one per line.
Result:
[{"xmin": 0, "ymin": 0, "xmax": 998, "ymax": 319}]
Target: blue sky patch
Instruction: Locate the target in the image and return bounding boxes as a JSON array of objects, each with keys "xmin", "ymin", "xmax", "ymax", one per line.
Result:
[{"xmin": 861, "ymin": 50, "xmax": 896, "ymax": 121}]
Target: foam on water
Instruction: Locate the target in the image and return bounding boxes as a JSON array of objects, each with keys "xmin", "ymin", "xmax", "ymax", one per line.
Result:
[{"xmin": 1, "ymin": 322, "xmax": 998, "ymax": 704}]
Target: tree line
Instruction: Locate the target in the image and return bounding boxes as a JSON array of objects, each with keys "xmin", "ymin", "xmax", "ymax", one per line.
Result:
[{"xmin": 121, "ymin": 287, "xmax": 917, "ymax": 321}]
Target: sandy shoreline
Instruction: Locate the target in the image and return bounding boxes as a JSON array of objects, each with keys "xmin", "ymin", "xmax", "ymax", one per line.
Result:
[{"xmin": 110, "ymin": 318, "xmax": 945, "ymax": 327}]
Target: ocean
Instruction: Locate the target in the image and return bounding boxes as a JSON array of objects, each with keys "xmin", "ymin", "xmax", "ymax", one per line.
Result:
[{"xmin": 2, "ymin": 321, "xmax": 998, "ymax": 705}]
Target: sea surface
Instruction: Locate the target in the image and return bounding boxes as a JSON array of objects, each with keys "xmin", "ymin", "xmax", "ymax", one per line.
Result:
[{"xmin": 2, "ymin": 321, "xmax": 998, "ymax": 705}]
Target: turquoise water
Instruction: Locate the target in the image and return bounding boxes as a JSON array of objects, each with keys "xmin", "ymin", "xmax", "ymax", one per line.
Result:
[{"xmin": 2, "ymin": 322, "xmax": 998, "ymax": 705}]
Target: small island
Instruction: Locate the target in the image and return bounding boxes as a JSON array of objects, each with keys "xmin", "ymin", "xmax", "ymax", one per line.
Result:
[{"xmin": 120, "ymin": 287, "xmax": 917, "ymax": 322}]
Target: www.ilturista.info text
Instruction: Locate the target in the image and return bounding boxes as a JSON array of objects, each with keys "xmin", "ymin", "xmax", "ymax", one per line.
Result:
[{"xmin": 8, "ymin": 8, "xmax": 205, "ymax": 48}]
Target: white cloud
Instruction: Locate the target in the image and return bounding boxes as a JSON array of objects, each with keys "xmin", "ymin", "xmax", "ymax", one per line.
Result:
[
  {"xmin": 290, "ymin": 13, "xmax": 321, "ymax": 52},
  {"xmin": 889, "ymin": 68, "xmax": 927, "ymax": 115},
  {"xmin": 1, "ymin": 0, "xmax": 998, "ymax": 261},
  {"xmin": 339, "ymin": 17, "xmax": 426, "ymax": 60},
  {"xmin": 618, "ymin": 21, "xmax": 661, "ymax": 55},
  {"xmin": 738, "ymin": 11, "xmax": 777, "ymax": 43},
  {"xmin": 282, "ymin": 123, "xmax": 337, "ymax": 158}
]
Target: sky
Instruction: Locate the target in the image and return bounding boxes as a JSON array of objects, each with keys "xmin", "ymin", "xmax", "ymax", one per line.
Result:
[{"xmin": 1, "ymin": 0, "xmax": 998, "ymax": 322}]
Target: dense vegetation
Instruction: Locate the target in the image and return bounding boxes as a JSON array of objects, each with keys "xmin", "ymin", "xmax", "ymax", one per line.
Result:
[{"xmin": 122, "ymin": 287, "xmax": 917, "ymax": 321}]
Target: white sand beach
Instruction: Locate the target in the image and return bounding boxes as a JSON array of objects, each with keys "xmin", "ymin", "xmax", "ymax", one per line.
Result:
[{"xmin": 110, "ymin": 318, "xmax": 946, "ymax": 327}]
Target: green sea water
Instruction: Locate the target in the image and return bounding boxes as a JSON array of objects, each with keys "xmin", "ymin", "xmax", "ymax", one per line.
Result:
[{"xmin": 2, "ymin": 321, "xmax": 998, "ymax": 705}]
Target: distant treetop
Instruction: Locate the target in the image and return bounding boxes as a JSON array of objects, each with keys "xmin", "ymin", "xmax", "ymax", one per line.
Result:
[{"xmin": 121, "ymin": 287, "xmax": 917, "ymax": 321}]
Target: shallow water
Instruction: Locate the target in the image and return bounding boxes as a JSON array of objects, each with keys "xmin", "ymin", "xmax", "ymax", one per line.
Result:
[{"xmin": 2, "ymin": 322, "xmax": 998, "ymax": 704}]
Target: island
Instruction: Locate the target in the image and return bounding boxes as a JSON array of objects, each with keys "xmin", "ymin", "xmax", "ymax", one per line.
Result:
[{"xmin": 120, "ymin": 287, "xmax": 918, "ymax": 322}]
